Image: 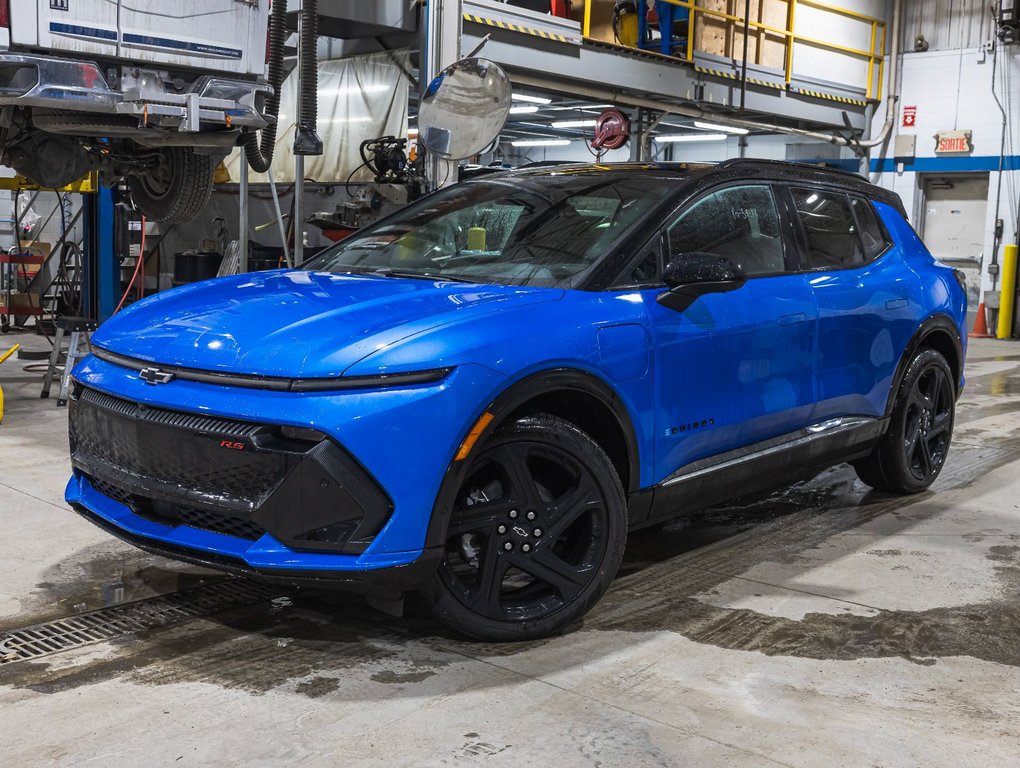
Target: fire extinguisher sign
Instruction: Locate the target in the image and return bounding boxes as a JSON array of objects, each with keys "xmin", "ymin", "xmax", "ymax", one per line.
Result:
[{"xmin": 902, "ymin": 106, "xmax": 917, "ymax": 128}]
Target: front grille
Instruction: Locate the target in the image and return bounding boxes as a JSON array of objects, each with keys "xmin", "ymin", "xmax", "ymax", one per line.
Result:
[
  {"xmin": 70, "ymin": 387, "xmax": 286, "ymax": 505},
  {"xmin": 70, "ymin": 385, "xmax": 395, "ymax": 555},
  {"xmin": 86, "ymin": 474, "xmax": 268, "ymax": 541},
  {"xmin": 89, "ymin": 475, "xmax": 134, "ymax": 505},
  {"xmin": 172, "ymin": 506, "xmax": 266, "ymax": 540}
]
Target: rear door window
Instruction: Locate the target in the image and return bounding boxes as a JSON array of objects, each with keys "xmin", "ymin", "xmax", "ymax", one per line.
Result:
[
  {"xmin": 850, "ymin": 196, "xmax": 890, "ymax": 261},
  {"xmin": 790, "ymin": 188, "xmax": 863, "ymax": 270}
]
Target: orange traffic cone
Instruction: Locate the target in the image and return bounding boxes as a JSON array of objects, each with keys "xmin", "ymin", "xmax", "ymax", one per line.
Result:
[{"xmin": 970, "ymin": 301, "xmax": 995, "ymax": 338}]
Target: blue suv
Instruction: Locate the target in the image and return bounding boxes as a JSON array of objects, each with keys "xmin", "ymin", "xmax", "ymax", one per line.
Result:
[{"xmin": 66, "ymin": 161, "xmax": 967, "ymax": 640}]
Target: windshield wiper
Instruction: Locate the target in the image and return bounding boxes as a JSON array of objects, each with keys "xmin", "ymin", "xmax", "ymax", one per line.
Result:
[{"xmin": 369, "ymin": 269, "xmax": 477, "ymax": 284}]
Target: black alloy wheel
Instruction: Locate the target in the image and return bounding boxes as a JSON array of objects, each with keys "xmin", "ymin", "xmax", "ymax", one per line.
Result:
[
  {"xmin": 854, "ymin": 348, "xmax": 956, "ymax": 494},
  {"xmin": 901, "ymin": 361, "xmax": 953, "ymax": 482},
  {"xmin": 426, "ymin": 414, "xmax": 626, "ymax": 641}
]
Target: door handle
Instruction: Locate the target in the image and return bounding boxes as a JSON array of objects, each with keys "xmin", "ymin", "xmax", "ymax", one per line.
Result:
[
  {"xmin": 886, "ymin": 298, "xmax": 908, "ymax": 310},
  {"xmin": 777, "ymin": 313, "xmax": 807, "ymax": 326}
]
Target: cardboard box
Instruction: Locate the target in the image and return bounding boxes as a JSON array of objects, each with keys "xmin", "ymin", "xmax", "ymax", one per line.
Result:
[
  {"xmin": 18, "ymin": 240, "xmax": 52, "ymax": 260},
  {"xmin": 0, "ymin": 292, "xmax": 43, "ymax": 310},
  {"xmin": 13, "ymin": 240, "xmax": 50, "ymax": 282}
]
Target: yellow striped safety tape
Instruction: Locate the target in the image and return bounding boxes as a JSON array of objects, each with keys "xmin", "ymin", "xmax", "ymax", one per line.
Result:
[
  {"xmin": 793, "ymin": 88, "xmax": 868, "ymax": 107},
  {"xmin": 694, "ymin": 66, "xmax": 783, "ymax": 90},
  {"xmin": 462, "ymin": 13, "xmax": 570, "ymax": 43},
  {"xmin": 695, "ymin": 66, "xmax": 868, "ymax": 105}
]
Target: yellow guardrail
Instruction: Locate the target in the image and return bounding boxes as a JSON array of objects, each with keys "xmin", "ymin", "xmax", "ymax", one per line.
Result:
[{"xmin": 583, "ymin": 0, "xmax": 886, "ymax": 101}]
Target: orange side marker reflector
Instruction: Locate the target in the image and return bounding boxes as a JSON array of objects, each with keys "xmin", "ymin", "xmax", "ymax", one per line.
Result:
[{"xmin": 455, "ymin": 411, "xmax": 494, "ymax": 461}]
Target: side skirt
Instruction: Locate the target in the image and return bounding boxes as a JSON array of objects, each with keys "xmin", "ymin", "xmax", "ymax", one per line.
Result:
[{"xmin": 629, "ymin": 416, "xmax": 888, "ymax": 529}]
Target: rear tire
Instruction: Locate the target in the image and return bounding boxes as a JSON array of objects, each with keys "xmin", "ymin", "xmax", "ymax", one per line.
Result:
[
  {"xmin": 854, "ymin": 348, "xmax": 955, "ymax": 494},
  {"xmin": 127, "ymin": 148, "xmax": 215, "ymax": 224},
  {"xmin": 425, "ymin": 414, "xmax": 627, "ymax": 641}
]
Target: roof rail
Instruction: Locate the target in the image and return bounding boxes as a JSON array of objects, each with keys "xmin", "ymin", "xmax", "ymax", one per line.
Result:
[{"xmin": 715, "ymin": 158, "xmax": 865, "ymax": 180}]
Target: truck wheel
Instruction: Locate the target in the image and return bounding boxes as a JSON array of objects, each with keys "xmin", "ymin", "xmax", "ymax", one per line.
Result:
[
  {"xmin": 128, "ymin": 148, "xmax": 215, "ymax": 224},
  {"xmin": 425, "ymin": 414, "xmax": 627, "ymax": 641}
]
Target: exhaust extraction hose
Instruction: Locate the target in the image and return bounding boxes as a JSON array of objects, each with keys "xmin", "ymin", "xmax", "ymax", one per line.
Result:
[
  {"xmin": 293, "ymin": 0, "xmax": 323, "ymax": 156},
  {"xmin": 244, "ymin": 0, "xmax": 289, "ymax": 173}
]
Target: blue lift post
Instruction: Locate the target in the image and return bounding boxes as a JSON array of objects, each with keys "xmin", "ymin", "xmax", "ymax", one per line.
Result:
[{"xmin": 82, "ymin": 185, "xmax": 118, "ymax": 323}]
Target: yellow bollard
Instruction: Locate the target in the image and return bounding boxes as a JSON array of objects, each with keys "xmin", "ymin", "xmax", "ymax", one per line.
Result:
[
  {"xmin": 0, "ymin": 343, "xmax": 22, "ymax": 425},
  {"xmin": 998, "ymin": 245, "xmax": 1019, "ymax": 340}
]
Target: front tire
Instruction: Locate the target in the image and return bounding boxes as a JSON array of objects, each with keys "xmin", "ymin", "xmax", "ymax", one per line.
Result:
[
  {"xmin": 854, "ymin": 348, "xmax": 955, "ymax": 494},
  {"xmin": 127, "ymin": 147, "xmax": 215, "ymax": 224},
  {"xmin": 426, "ymin": 414, "xmax": 627, "ymax": 641}
]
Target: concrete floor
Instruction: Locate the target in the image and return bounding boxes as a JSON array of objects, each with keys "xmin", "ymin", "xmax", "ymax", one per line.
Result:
[{"xmin": 1, "ymin": 329, "xmax": 1019, "ymax": 767}]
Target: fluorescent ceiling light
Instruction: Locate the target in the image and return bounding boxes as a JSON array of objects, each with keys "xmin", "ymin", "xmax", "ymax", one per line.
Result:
[
  {"xmin": 510, "ymin": 105, "xmax": 540, "ymax": 114},
  {"xmin": 693, "ymin": 120, "xmax": 749, "ymax": 135},
  {"xmin": 551, "ymin": 119, "xmax": 597, "ymax": 129},
  {"xmin": 654, "ymin": 133, "xmax": 728, "ymax": 143},
  {"xmin": 512, "ymin": 139, "xmax": 571, "ymax": 147},
  {"xmin": 407, "ymin": 127, "xmax": 419, "ymax": 136},
  {"xmin": 512, "ymin": 93, "xmax": 552, "ymax": 105}
]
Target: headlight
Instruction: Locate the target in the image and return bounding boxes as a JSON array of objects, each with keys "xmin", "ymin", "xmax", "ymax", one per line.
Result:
[{"xmin": 290, "ymin": 367, "xmax": 453, "ymax": 392}]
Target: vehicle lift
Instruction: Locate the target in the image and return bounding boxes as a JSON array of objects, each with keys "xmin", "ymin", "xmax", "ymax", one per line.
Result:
[{"xmin": 0, "ymin": 172, "xmax": 118, "ymax": 405}]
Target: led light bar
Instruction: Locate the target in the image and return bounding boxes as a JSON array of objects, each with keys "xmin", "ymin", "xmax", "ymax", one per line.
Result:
[
  {"xmin": 509, "ymin": 105, "xmax": 540, "ymax": 114},
  {"xmin": 693, "ymin": 121, "xmax": 750, "ymax": 135},
  {"xmin": 551, "ymin": 119, "xmax": 597, "ymax": 129},
  {"xmin": 654, "ymin": 133, "xmax": 728, "ymax": 143},
  {"xmin": 512, "ymin": 93, "xmax": 552, "ymax": 105},
  {"xmin": 511, "ymin": 139, "xmax": 571, "ymax": 147}
]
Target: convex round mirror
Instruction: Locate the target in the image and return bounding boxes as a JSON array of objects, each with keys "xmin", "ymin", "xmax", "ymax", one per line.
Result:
[{"xmin": 418, "ymin": 58, "xmax": 511, "ymax": 160}]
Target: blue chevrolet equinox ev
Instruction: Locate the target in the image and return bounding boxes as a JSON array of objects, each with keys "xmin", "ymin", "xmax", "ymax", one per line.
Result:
[{"xmin": 67, "ymin": 161, "xmax": 967, "ymax": 640}]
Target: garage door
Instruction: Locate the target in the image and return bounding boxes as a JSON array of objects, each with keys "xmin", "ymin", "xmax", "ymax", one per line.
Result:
[{"xmin": 921, "ymin": 174, "xmax": 988, "ymax": 330}]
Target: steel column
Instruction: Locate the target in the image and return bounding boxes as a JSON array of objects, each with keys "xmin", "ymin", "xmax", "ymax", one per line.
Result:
[
  {"xmin": 422, "ymin": 0, "xmax": 462, "ymax": 190},
  {"xmin": 81, "ymin": 186, "xmax": 117, "ymax": 323},
  {"xmin": 294, "ymin": 12, "xmax": 304, "ymax": 265},
  {"xmin": 239, "ymin": 155, "xmax": 250, "ymax": 273}
]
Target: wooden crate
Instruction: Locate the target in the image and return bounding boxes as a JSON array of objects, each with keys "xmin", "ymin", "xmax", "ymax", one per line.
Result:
[{"xmin": 694, "ymin": 0, "xmax": 789, "ymax": 70}]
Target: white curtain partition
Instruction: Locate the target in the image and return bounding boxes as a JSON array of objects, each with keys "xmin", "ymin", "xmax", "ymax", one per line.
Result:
[{"xmin": 225, "ymin": 51, "xmax": 410, "ymax": 184}]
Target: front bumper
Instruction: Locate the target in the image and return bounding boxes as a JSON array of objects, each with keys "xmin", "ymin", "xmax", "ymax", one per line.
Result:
[
  {"xmin": 0, "ymin": 53, "xmax": 268, "ymax": 129},
  {"xmin": 67, "ymin": 475, "xmax": 443, "ymax": 593},
  {"xmin": 66, "ymin": 353, "xmax": 509, "ymax": 587},
  {"xmin": 69, "ymin": 384, "xmax": 394, "ymax": 554},
  {"xmin": 67, "ymin": 382, "xmax": 445, "ymax": 590}
]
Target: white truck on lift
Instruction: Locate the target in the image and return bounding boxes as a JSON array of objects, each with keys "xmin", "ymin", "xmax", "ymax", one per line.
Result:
[{"xmin": 0, "ymin": 0, "xmax": 271, "ymax": 222}]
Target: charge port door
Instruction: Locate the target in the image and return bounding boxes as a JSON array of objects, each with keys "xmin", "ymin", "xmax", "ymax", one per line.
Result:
[{"xmin": 36, "ymin": 0, "xmax": 120, "ymax": 58}]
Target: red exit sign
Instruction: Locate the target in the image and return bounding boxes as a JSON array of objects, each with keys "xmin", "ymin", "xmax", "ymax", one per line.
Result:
[{"xmin": 934, "ymin": 130, "xmax": 973, "ymax": 155}]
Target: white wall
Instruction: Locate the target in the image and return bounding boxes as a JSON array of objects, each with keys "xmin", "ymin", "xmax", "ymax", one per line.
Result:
[
  {"xmin": 791, "ymin": 0, "xmax": 888, "ymax": 94},
  {"xmin": 869, "ymin": 46, "xmax": 1020, "ymax": 300}
]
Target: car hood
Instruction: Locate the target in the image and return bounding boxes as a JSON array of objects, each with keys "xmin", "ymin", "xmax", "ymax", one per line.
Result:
[{"xmin": 93, "ymin": 270, "xmax": 564, "ymax": 378}]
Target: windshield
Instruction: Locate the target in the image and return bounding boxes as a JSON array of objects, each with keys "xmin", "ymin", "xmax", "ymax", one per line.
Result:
[{"xmin": 304, "ymin": 173, "xmax": 675, "ymax": 287}]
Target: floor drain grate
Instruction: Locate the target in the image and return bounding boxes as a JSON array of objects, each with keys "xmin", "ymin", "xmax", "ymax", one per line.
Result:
[{"xmin": 0, "ymin": 579, "xmax": 284, "ymax": 665}]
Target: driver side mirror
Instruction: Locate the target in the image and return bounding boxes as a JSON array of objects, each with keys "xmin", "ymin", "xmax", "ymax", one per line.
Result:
[{"xmin": 657, "ymin": 252, "xmax": 747, "ymax": 313}]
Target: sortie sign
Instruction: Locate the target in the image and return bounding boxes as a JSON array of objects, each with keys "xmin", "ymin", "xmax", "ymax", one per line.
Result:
[{"xmin": 934, "ymin": 130, "xmax": 973, "ymax": 155}]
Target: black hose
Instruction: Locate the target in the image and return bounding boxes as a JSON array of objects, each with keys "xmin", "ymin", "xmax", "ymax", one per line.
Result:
[
  {"xmin": 243, "ymin": 0, "xmax": 289, "ymax": 173},
  {"xmin": 293, "ymin": 0, "xmax": 322, "ymax": 156}
]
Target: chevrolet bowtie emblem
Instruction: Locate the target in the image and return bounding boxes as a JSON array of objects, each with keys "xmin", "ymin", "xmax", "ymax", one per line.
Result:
[{"xmin": 139, "ymin": 367, "xmax": 175, "ymax": 385}]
